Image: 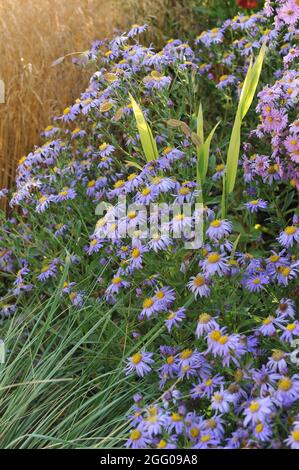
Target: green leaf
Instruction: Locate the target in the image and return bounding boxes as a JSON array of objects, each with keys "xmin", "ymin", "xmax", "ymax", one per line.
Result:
[
  {"xmin": 221, "ymin": 172, "xmax": 226, "ymax": 219},
  {"xmin": 129, "ymin": 93, "xmax": 158, "ymax": 162},
  {"xmin": 202, "ymin": 121, "xmax": 221, "ymax": 180},
  {"xmin": 226, "ymin": 43, "xmax": 266, "ymax": 195}
]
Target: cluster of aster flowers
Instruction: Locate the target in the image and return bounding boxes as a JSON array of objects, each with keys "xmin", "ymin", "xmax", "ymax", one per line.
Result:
[{"xmin": 0, "ymin": 1, "xmax": 298, "ymax": 449}]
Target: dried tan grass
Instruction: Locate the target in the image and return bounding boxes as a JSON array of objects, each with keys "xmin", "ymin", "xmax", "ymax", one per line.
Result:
[
  {"xmin": 0, "ymin": 0, "xmax": 211, "ymax": 205},
  {"xmin": 0, "ymin": 0, "xmax": 119, "ymax": 196}
]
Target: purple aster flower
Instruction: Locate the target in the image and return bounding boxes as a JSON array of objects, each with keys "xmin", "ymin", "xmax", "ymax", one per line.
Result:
[
  {"xmin": 274, "ymin": 374, "xmax": 299, "ymax": 405},
  {"xmin": 195, "ymin": 313, "xmax": 219, "ymax": 337},
  {"xmin": 244, "ymin": 274, "xmax": 269, "ymax": 292},
  {"xmin": 258, "ymin": 315, "xmax": 283, "ymax": 337},
  {"xmin": 165, "ymin": 307, "xmax": 186, "ymax": 332},
  {"xmin": 211, "ymin": 387, "xmax": 234, "ymax": 413},
  {"xmin": 280, "ymin": 321, "xmax": 299, "ymax": 343},
  {"xmin": 105, "ymin": 274, "xmax": 130, "ymax": 297},
  {"xmin": 55, "ymin": 187, "xmax": 76, "ymax": 203},
  {"xmin": 278, "ymin": 225, "xmax": 299, "ymax": 247},
  {"xmin": 135, "ymin": 186, "xmax": 158, "ymax": 204},
  {"xmin": 148, "ymin": 233, "xmax": 173, "ymax": 252},
  {"xmin": 243, "ymin": 397, "xmax": 273, "ymax": 426},
  {"xmin": 187, "ymin": 274, "xmax": 211, "ymax": 298},
  {"xmin": 252, "ymin": 422, "xmax": 272, "ymax": 442},
  {"xmin": 125, "ymin": 427, "xmax": 151, "ymax": 449},
  {"xmin": 85, "ymin": 237, "xmax": 103, "ymax": 255},
  {"xmin": 37, "ymin": 262, "xmax": 58, "ymax": 281},
  {"xmin": 166, "ymin": 412, "xmax": 185, "ymax": 434},
  {"xmin": 139, "ymin": 296, "xmax": 160, "ymax": 319},
  {"xmin": 202, "ymin": 252, "xmax": 228, "ymax": 276},
  {"xmin": 35, "ymin": 194, "xmax": 54, "ymax": 213},
  {"xmin": 276, "ymin": 298, "xmax": 296, "ymax": 319},
  {"xmin": 285, "ymin": 424, "xmax": 299, "ymax": 449},
  {"xmin": 191, "ymin": 374, "xmax": 224, "ymax": 400},
  {"xmin": 244, "ymin": 199, "xmax": 268, "ymax": 212},
  {"xmin": 125, "ymin": 351, "xmax": 154, "ymax": 377},
  {"xmin": 154, "ymin": 286, "xmax": 176, "ymax": 310},
  {"xmin": 206, "ymin": 219, "xmax": 232, "ymax": 241},
  {"xmin": 141, "ymin": 406, "xmax": 167, "ymax": 437},
  {"xmin": 267, "ymin": 350, "xmax": 288, "ymax": 374}
]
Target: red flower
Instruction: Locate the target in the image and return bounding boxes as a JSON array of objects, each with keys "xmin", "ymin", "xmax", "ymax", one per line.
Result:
[{"xmin": 237, "ymin": 0, "xmax": 258, "ymax": 8}]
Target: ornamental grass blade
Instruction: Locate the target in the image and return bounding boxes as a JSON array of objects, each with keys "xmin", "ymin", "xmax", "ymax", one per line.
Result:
[
  {"xmin": 202, "ymin": 121, "xmax": 221, "ymax": 180},
  {"xmin": 129, "ymin": 93, "xmax": 158, "ymax": 162},
  {"xmin": 196, "ymin": 103, "xmax": 220, "ymax": 184},
  {"xmin": 226, "ymin": 43, "xmax": 266, "ymax": 195},
  {"xmin": 196, "ymin": 103, "xmax": 204, "ymax": 186}
]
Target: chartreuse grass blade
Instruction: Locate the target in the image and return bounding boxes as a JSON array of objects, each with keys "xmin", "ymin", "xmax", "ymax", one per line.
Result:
[
  {"xmin": 202, "ymin": 121, "xmax": 221, "ymax": 180},
  {"xmin": 196, "ymin": 103, "xmax": 220, "ymax": 185},
  {"xmin": 226, "ymin": 43, "xmax": 266, "ymax": 195},
  {"xmin": 129, "ymin": 93, "xmax": 158, "ymax": 162}
]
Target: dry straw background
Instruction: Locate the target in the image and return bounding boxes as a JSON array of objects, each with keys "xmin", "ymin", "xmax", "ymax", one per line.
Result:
[{"xmin": 0, "ymin": 0, "xmax": 207, "ymax": 202}]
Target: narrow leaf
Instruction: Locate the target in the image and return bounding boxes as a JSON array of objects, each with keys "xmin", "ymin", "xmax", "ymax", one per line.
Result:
[
  {"xmin": 129, "ymin": 93, "xmax": 158, "ymax": 162},
  {"xmin": 202, "ymin": 121, "xmax": 221, "ymax": 180},
  {"xmin": 226, "ymin": 43, "xmax": 266, "ymax": 194}
]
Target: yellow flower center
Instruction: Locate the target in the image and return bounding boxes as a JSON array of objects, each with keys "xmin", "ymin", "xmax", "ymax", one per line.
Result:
[
  {"xmin": 282, "ymin": 267, "xmax": 291, "ymax": 277},
  {"xmin": 132, "ymin": 248, "xmax": 140, "ymax": 258},
  {"xmin": 216, "ymin": 163, "xmax": 225, "ymax": 172},
  {"xmin": 205, "ymin": 379, "xmax": 212, "ymax": 386},
  {"xmin": 284, "ymin": 226, "xmax": 296, "ymax": 235},
  {"xmin": 207, "ymin": 253, "xmax": 220, "ymax": 264},
  {"xmin": 157, "ymin": 439, "xmax": 167, "ymax": 448},
  {"xmin": 194, "ymin": 276, "xmax": 205, "ymax": 287},
  {"xmin": 141, "ymin": 187, "xmax": 151, "ymax": 196},
  {"xmin": 180, "ymin": 349, "xmax": 193, "ymax": 360},
  {"xmin": 143, "ymin": 298, "xmax": 154, "ymax": 309},
  {"xmin": 249, "ymin": 402, "xmax": 260, "ymax": 413},
  {"xmin": 131, "ymin": 353, "xmax": 142, "ymax": 365},
  {"xmin": 269, "ymin": 255, "xmax": 279, "ymax": 263},
  {"xmin": 156, "ymin": 290, "xmax": 165, "ymax": 300},
  {"xmin": 213, "ymin": 393, "xmax": 223, "ymax": 403},
  {"xmin": 263, "ymin": 316, "xmax": 273, "ymax": 325},
  {"xmin": 190, "ymin": 427, "xmax": 200, "ymax": 438},
  {"xmin": 112, "ymin": 276, "xmax": 121, "ymax": 284},
  {"xmin": 198, "ymin": 313, "xmax": 211, "ymax": 324},
  {"xmin": 114, "ymin": 180, "xmax": 125, "ymax": 189},
  {"xmin": 211, "ymin": 219, "xmax": 221, "ymax": 228},
  {"xmin": 278, "ymin": 377, "xmax": 292, "ymax": 391},
  {"xmin": 127, "ymin": 173, "xmax": 137, "ymax": 181},
  {"xmin": 201, "ymin": 434, "xmax": 211, "ymax": 443},
  {"xmin": 130, "ymin": 429, "xmax": 141, "ymax": 441},
  {"xmin": 179, "ymin": 187, "xmax": 190, "ymax": 195},
  {"xmin": 171, "ymin": 413, "xmax": 181, "ymax": 422},
  {"xmin": 292, "ymin": 430, "xmax": 299, "ymax": 442},
  {"xmin": 218, "ymin": 335, "xmax": 228, "ymax": 345},
  {"xmin": 174, "ymin": 214, "xmax": 185, "ymax": 221},
  {"xmin": 255, "ymin": 423, "xmax": 263, "ymax": 434},
  {"xmin": 166, "ymin": 355, "xmax": 174, "ymax": 365},
  {"xmin": 210, "ymin": 330, "xmax": 221, "ymax": 341},
  {"xmin": 167, "ymin": 312, "xmax": 176, "ymax": 320},
  {"xmin": 272, "ymin": 350, "xmax": 284, "ymax": 361},
  {"xmin": 286, "ymin": 323, "xmax": 296, "ymax": 331}
]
